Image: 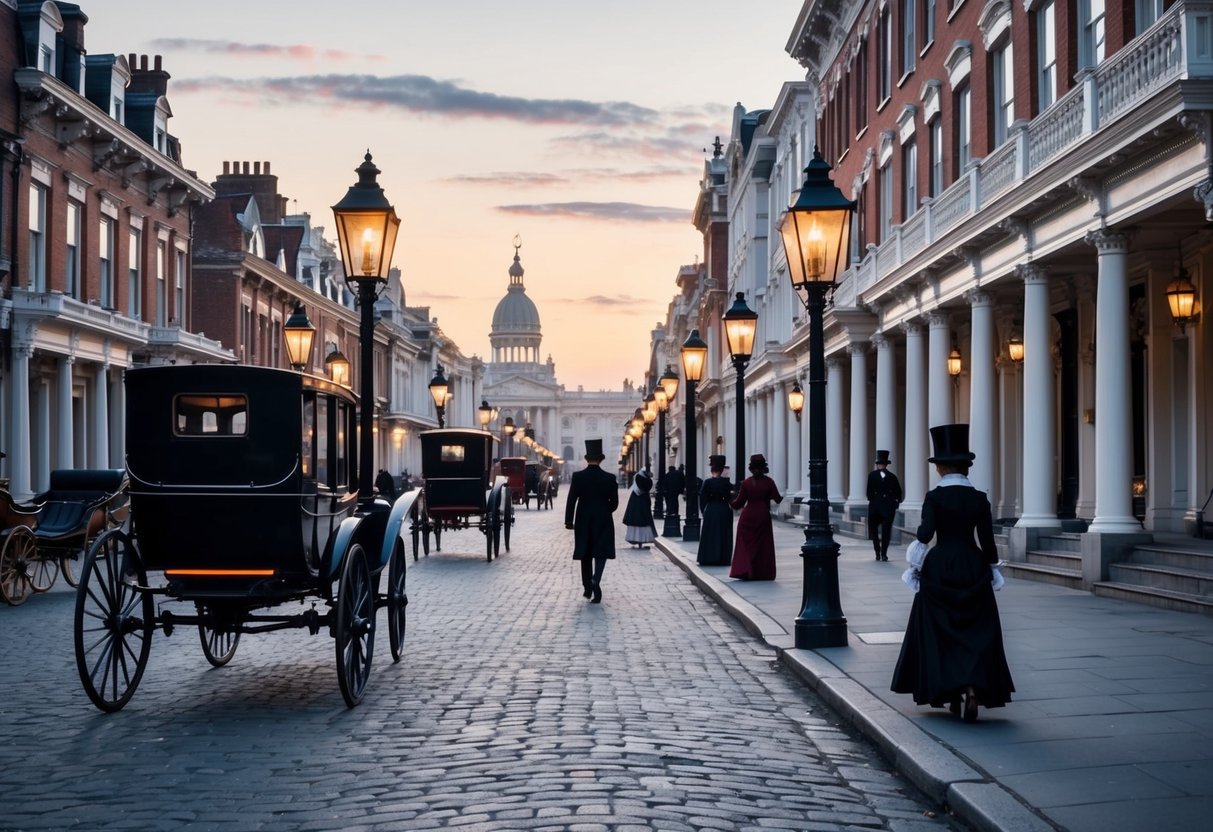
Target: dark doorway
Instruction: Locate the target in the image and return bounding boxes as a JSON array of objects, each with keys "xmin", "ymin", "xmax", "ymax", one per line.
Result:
[{"xmin": 1055, "ymin": 308, "xmax": 1079, "ymax": 519}]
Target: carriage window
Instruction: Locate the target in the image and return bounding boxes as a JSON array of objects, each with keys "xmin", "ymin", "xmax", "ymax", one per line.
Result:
[
  {"xmin": 440, "ymin": 444, "xmax": 466, "ymax": 463},
  {"xmin": 175, "ymin": 395, "xmax": 248, "ymax": 436},
  {"xmin": 315, "ymin": 396, "xmax": 330, "ymax": 486},
  {"xmin": 301, "ymin": 395, "xmax": 314, "ymax": 477},
  {"xmin": 334, "ymin": 400, "xmax": 350, "ymax": 488}
]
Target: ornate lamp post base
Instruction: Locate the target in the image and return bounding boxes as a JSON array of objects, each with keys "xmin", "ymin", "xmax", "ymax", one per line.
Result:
[
  {"xmin": 794, "ymin": 524, "xmax": 847, "ymax": 648},
  {"xmin": 661, "ymin": 511, "xmax": 681, "ymax": 538}
]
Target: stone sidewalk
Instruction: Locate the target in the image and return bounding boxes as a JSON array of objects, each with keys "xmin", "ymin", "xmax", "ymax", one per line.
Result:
[{"xmin": 655, "ymin": 519, "xmax": 1213, "ymax": 832}]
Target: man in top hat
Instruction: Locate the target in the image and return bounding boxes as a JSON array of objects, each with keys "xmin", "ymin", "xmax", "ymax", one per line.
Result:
[
  {"xmin": 866, "ymin": 449, "xmax": 903, "ymax": 561},
  {"xmin": 565, "ymin": 439, "xmax": 619, "ymax": 603}
]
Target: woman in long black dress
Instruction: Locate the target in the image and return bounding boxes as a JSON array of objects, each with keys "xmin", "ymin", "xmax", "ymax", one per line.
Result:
[
  {"xmin": 622, "ymin": 468, "xmax": 657, "ymax": 548},
  {"xmin": 891, "ymin": 424, "xmax": 1014, "ymax": 722},
  {"xmin": 697, "ymin": 455, "xmax": 732, "ymax": 566}
]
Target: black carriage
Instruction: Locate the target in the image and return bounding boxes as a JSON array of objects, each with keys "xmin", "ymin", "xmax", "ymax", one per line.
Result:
[
  {"xmin": 72, "ymin": 364, "xmax": 420, "ymax": 712},
  {"xmin": 414, "ymin": 429, "xmax": 512, "ymax": 560},
  {"xmin": 1, "ymin": 469, "xmax": 128, "ymax": 606}
]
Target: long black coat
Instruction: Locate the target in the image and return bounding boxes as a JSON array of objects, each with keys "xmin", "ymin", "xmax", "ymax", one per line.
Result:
[
  {"xmin": 891, "ymin": 482, "xmax": 1014, "ymax": 708},
  {"xmin": 696, "ymin": 474, "xmax": 733, "ymax": 566},
  {"xmin": 866, "ymin": 469, "xmax": 902, "ymax": 521},
  {"xmin": 564, "ymin": 464, "xmax": 619, "ymax": 559}
]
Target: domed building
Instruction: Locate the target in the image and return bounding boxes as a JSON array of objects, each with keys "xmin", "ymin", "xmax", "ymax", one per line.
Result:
[{"xmin": 483, "ymin": 240, "xmax": 638, "ymax": 475}]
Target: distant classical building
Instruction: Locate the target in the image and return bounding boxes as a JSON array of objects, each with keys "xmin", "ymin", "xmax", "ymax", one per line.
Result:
[{"xmin": 483, "ymin": 241, "xmax": 637, "ymax": 474}]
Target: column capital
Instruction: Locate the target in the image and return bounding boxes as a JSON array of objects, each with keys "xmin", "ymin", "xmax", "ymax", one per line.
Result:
[
  {"xmin": 847, "ymin": 342, "xmax": 868, "ymax": 358},
  {"xmin": 900, "ymin": 319, "xmax": 924, "ymax": 337},
  {"xmin": 870, "ymin": 332, "xmax": 891, "ymax": 351},
  {"xmin": 1085, "ymin": 227, "xmax": 1130, "ymax": 253},
  {"xmin": 925, "ymin": 309, "xmax": 951, "ymax": 329},
  {"xmin": 966, "ymin": 288, "xmax": 994, "ymax": 308},
  {"xmin": 826, "ymin": 354, "xmax": 846, "ymax": 371},
  {"xmin": 1015, "ymin": 262, "xmax": 1049, "ymax": 284}
]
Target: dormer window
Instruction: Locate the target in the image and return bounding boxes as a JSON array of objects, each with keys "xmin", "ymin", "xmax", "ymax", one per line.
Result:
[{"xmin": 22, "ymin": 1, "xmax": 64, "ymax": 73}]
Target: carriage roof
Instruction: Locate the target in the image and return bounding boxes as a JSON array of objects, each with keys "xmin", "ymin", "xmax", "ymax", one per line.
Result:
[{"xmin": 418, "ymin": 429, "xmax": 499, "ymax": 478}]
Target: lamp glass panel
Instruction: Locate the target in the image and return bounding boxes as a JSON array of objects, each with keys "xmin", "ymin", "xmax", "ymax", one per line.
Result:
[
  {"xmin": 681, "ymin": 344, "xmax": 707, "ymax": 381},
  {"xmin": 780, "ymin": 207, "xmax": 852, "ymax": 290},
  {"xmin": 659, "ymin": 372, "xmax": 680, "ymax": 400},
  {"xmin": 787, "ymin": 384, "xmax": 805, "ymax": 414},
  {"xmin": 723, "ymin": 315, "xmax": 756, "ymax": 360},
  {"xmin": 1167, "ymin": 278, "xmax": 1197, "ymax": 320},
  {"xmin": 283, "ymin": 324, "xmax": 314, "ymax": 369},
  {"xmin": 333, "ymin": 209, "xmax": 400, "ymax": 282}
]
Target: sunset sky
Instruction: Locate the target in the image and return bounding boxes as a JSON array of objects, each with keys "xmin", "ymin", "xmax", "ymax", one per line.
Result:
[{"xmin": 83, "ymin": 0, "xmax": 806, "ymax": 391}]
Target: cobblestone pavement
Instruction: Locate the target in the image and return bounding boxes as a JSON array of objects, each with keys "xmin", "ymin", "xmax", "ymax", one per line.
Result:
[{"xmin": 0, "ymin": 500, "xmax": 967, "ymax": 832}]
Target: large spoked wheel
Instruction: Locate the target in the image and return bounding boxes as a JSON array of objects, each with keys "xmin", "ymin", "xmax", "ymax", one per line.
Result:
[
  {"xmin": 0, "ymin": 527, "xmax": 37, "ymax": 606},
  {"xmin": 73, "ymin": 529, "xmax": 153, "ymax": 712},
  {"xmin": 197, "ymin": 606, "xmax": 241, "ymax": 667},
  {"xmin": 59, "ymin": 552, "xmax": 80, "ymax": 588},
  {"xmin": 386, "ymin": 540, "xmax": 408, "ymax": 663},
  {"xmin": 27, "ymin": 548, "xmax": 59, "ymax": 594},
  {"xmin": 335, "ymin": 544, "xmax": 375, "ymax": 707}
]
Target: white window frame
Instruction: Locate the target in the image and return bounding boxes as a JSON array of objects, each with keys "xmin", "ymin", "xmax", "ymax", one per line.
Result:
[
  {"xmin": 1136, "ymin": 0, "xmax": 1165, "ymax": 34},
  {"xmin": 128, "ymin": 225, "xmax": 142, "ymax": 319},
  {"xmin": 155, "ymin": 238, "xmax": 168, "ymax": 326},
  {"xmin": 992, "ymin": 41, "xmax": 1015, "ymax": 145},
  {"xmin": 66, "ymin": 200, "xmax": 82, "ymax": 299},
  {"xmin": 929, "ymin": 117, "xmax": 944, "ymax": 197},
  {"xmin": 28, "ymin": 182, "xmax": 47, "ymax": 291},
  {"xmin": 879, "ymin": 7, "xmax": 893, "ymax": 102},
  {"xmin": 175, "ymin": 246, "xmax": 187, "ymax": 326},
  {"xmin": 903, "ymin": 137, "xmax": 919, "ymax": 218},
  {"xmin": 956, "ymin": 85, "xmax": 972, "ymax": 173},
  {"xmin": 99, "ymin": 215, "xmax": 115, "ymax": 308},
  {"xmin": 924, "ymin": 0, "xmax": 936, "ymax": 48},
  {"xmin": 879, "ymin": 159, "xmax": 894, "ymax": 242},
  {"xmin": 1080, "ymin": 0, "xmax": 1107, "ymax": 68},
  {"xmin": 1037, "ymin": 2, "xmax": 1058, "ymax": 111},
  {"xmin": 901, "ymin": 0, "xmax": 916, "ymax": 75}
]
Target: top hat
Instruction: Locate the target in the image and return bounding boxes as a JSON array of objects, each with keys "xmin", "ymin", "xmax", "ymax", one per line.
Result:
[
  {"xmin": 748, "ymin": 453, "xmax": 769, "ymax": 473},
  {"xmin": 927, "ymin": 424, "xmax": 976, "ymax": 464},
  {"xmin": 708, "ymin": 454, "xmax": 727, "ymax": 470},
  {"xmin": 874, "ymin": 449, "xmax": 892, "ymax": 465},
  {"xmin": 583, "ymin": 439, "xmax": 606, "ymax": 462}
]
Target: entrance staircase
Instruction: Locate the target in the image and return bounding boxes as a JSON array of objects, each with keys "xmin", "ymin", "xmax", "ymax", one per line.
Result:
[
  {"xmin": 1001, "ymin": 531, "xmax": 1084, "ymax": 590},
  {"xmin": 1093, "ymin": 539, "xmax": 1213, "ymax": 615}
]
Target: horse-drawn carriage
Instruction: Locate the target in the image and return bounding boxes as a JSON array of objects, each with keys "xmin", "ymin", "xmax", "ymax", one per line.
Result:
[
  {"xmin": 71, "ymin": 364, "xmax": 419, "ymax": 711},
  {"xmin": 413, "ymin": 429, "xmax": 512, "ymax": 560},
  {"xmin": 1, "ymin": 469, "xmax": 128, "ymax": 606}
]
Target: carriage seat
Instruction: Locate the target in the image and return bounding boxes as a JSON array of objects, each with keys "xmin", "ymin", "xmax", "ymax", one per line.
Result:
[
  {"xmin": 32, "ymin": 469, "xmax": 127, "ymax": 539},
  {"xmin": 426, "ymin": 478, "xmax": 485, "ymax": 513}
]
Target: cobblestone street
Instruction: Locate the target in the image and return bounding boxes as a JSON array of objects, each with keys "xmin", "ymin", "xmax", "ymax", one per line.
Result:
[{"xmin": 0, "ymin": 502, "xmax": 964, "ymax": 832}]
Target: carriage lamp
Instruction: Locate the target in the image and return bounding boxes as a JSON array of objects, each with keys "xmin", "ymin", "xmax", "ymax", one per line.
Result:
[
  {"xmin": 325, "ymin": 346, "xmax": 350, "ymax": 386},
  {"xmin": 723, "ymin": 292, "xmax": 758, "ymax": 495},
  {"xmin": 1166, "ymin": 264, "xmax": 1198, "ymax": 333},
  {"xmin": 1007, "ymin": 335, "xmax": 1025, "ymax": 364},
  {"xmin": 283, "ymin": 303, "xmax": 315, "ymax": 371},
  {"xmin": 780, "ymin": 147, "xmax": 855, "ymax": 649},
  {"xmin": 428, "ymin": 365, "xmax": 449, "ymax": 428},
  {"xmin": 478, "ymin": 400, "xmax": 493, "ymax": 428},
  {"xmin": 679, "ymin": 329, "xmax": 708, "ymax": 542},
  {"xmin": 787, "ymin": 380, "xmax": 804, "ymax": 422},
  {"xmin": 332, "ymin": 151, "xmax": 401, "ymax": 509}
]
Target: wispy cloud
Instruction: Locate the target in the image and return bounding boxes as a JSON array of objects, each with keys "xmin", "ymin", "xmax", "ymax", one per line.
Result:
[
  {"xmin": 441, "ymin": 166, "xmax": 692, "ymax": 187},
  {"xmin": 549, "ymin": 130, "xmax": 704, "ymax": 160},
  {"xmin": 173, "ymin": 74, "xmax": 658, "ymax": 127},
  {"xmin": 495, "ymin": 202, "xmax": 688, "ymax": 223},
  {"xmin": 148, "ymin": 38, "xmax": 381, "ymax": 62},
  {"xmin": 551, "ymin": 294, "xmax": 657, "ymax": 309}
]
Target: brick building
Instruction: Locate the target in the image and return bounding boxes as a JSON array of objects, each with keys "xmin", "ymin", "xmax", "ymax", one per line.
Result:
[{"xmin": 0, "ymin": 0, "xmax": 226, "ymax": 498}]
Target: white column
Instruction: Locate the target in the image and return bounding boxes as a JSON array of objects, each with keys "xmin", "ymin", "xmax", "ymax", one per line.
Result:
[
  {"xmin": 1017, "ymin": 263, "xmax": 1058, "ymax": 527},
  {"xmin": 873, "ymin": 334, "xmax": 896, "ymax": 454},
  {"xmin": 772, "ymin": 381, "xmax": 788, "ymax": 497},
  {"xmin": 1087, "ymin": 230, "xmax": 1140, "ymax": 532},
  {"xmin": 8, "ymin": 342, "xmax": 34, "ymax": 499},
  {"xmin": 110, "ymin": 368, "xmax": 126, "ymax": 468},
  {"xmin": 789, "ymin": 382, "xmax": 804, "ymax": 494},
  {"xmin": 92, "ymin": 364, "xmax": 110, "ymax": 469},
  {"xmin": 927, "ymin": 311, "xmax": 954, "ymax": 428},
  {"xmin": 846, "ymin": 342, "xmax": 869, "ymax": 511},
  {"xmin": 902, "ymin": 321, "xmax": 928, "ymax": 510},
  {"xmin": 995, "ymin": 315, "xmax": 1023, "ymax": 519},
  {"xmin": 968, "ymin": 290, "xmax": 996, "ymax": 497},
  {"xmin": 826, "ymin": 355, "xmax": 846, "ymax": 505},
  {"xmin": 57, "ymin": 357, "xmax": 75, "ymax": 470}
]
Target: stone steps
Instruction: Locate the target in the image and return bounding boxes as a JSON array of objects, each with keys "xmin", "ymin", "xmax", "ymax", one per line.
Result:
[{"xmin": 1091, "ymin": 581, "xmax": 1213, "ymax": 615}]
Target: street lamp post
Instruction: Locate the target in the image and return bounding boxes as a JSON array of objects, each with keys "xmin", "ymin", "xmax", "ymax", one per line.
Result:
[
  {"xmin": 331, "ymin": 152, "xmax": 400, "ymax": 509},
  {"xmin": 652, "ymin": 386, "xmax": 667, "ymax": 522},
  {"xmin": 680, "ymin": 329, "xmax": 708, "ymax": 542},
  {"xmin": 428, "ymin": 365, "xmax": 449, "ymax": 428},
  {"xmin": 723, "ymin": 292, "xmax": 758, "ymax": 493},
  {"xmin": 779, "ymin": 148, "xmax": 855, "ymax": 649},
  {"xmin": 658, "ymin": 365, "xmax": 681, "ymax": 537}
]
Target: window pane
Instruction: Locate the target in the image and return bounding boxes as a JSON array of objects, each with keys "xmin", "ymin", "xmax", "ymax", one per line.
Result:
[{"xmin": 174, "ymin": 395, "xmax": 249, "ymax": 437}]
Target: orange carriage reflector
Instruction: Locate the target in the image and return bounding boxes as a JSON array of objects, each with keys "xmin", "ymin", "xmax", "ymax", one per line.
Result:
[{"xmin": 164, "ymin": 569, "xmax": 276, "ymax": 577}]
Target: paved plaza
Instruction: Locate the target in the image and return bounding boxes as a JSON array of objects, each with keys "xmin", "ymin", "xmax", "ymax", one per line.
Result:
[{"xmin": 0, "ymin": 503, "xmax": 963, "ymax": 832}]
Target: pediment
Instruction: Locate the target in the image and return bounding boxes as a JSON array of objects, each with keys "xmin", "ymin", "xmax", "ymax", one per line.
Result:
[{"xmin": 485, "ymin": 375, "xmax": 560, "ymax": 399}]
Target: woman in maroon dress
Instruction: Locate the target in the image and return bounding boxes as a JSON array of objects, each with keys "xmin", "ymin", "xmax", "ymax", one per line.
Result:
[{"xmin": 729, "ymin": 454, "xmax": 782, "ymax": 580}]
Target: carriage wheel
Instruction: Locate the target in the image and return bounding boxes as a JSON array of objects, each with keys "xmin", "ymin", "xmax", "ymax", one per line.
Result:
[
  {"xmin": 197, "ymin": 608, "xmax": 241, "ymax": 667},
  {"xmin": 0, "ymin": 527, "xmax": 37, "ymax": 606},
  {"xmin": 60, "ymin": 553, "xmax": 80, "ymax": 588},
  {"xmin": 27, "ymin": 548, "xmax": 59, "ymax": 593},
  {"xmin": 410, "ymin": 507, "xmax": 421, "ymax": 562},
  {"xmin": 433, "ymin": 519, "xmax": 442, "ymax": 552},
  {"xmin": 503, "ymin": 496, "xmax": 513, "ymax": 553},
  {"xmin": 387, "ymin": 540, "xmax": 408, "ymax": 663},
  {"xmin": 73, "ymin": 529, "xmax": 153, "ymax": 712},
  {"xmin": 335, "ymin": 544, "xmax": 375, "ymax": 707}
]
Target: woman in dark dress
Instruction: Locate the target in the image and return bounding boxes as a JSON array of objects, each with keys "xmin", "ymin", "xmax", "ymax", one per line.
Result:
[
  {"xmin": 622, "ymin": 468, "xmax": 657, "ymax": 548},
  {"xmin": 891, "ymin": 424, "xmax": 1015, "ymax": 723},
  {"xmin": 729, "ymin": 454, "xmax": 782, "ymax": 580},
  {"xmin": 697, "ymin": 455, "xmax": 733, "ymax": 566}
]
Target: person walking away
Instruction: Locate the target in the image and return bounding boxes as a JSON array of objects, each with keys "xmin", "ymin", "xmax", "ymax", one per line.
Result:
[
  {"xmin": 891, "ymin": 424, "xmax": 1015, "ymax": 722},
  {"xmin": 564, "ymin": 439, "xmax": 619, "ymax": 603},
  {"xmin": 663, "ymin": 464, "xmax": 685, "ymax": 518},
  {"xmin": 622, "ymin": 467, "xmax": 657, "ymax": 549},
  {"xmin": 867, "ymin": 449, "xmax": 903, "ymax": 561},
  {"xmin": 697, "ymin": 455, "xmax": 733, "ymax": 566},
  {"xmin": 728, "ymin": 454, "xmax": 782, "ymax": 580}
]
